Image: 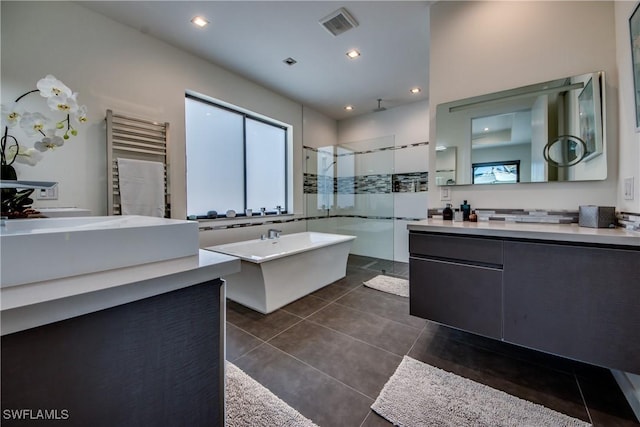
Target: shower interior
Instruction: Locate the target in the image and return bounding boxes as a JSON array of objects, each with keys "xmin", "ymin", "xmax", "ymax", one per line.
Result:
[{"xmin": 304, "ymin": 136, "xmax": 398, "ymax": 271}]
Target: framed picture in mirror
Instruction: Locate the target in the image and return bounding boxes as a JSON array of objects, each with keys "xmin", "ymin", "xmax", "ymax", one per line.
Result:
[
  {"xmin": 578, "ymin": 77, "xmax": 602, "ymax": 161},
  {"xmin": 630, "ymin": 2, "xmax": 640, "ymax": 132}
]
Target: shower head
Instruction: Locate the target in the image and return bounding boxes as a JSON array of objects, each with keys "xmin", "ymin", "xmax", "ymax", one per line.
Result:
[
  {"xmin": 322, "ymin": 161, "xmax": 336, "ymax": 172},
  {"xmin": 373, "ymin": 98, "xmax": 387, "ymax": 112}
]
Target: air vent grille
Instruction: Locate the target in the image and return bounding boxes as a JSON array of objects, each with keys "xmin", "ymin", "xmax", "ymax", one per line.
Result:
[{"xmin": 319, "ymin": 7, "xmax": 358, "ymax": 37}]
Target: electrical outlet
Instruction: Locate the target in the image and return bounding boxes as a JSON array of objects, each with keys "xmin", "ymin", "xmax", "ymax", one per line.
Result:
[
  {"xmin": 440, "ymin": 187, "xmax": 451, "ymax": 201},
  {"xmin": 36, "ymin": 185, "xmax": 58, "ymax": 200},
  {"xmin": 624, "ymin": 177, "xmax": 634, "ymax": 200}
]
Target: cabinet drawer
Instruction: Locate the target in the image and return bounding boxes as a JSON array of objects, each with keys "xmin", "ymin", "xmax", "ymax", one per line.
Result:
[
  {"xmin": 409, "ymin": 232, "xmax": 503, "ymax": 265},
  {"xmin": 410, "ymin": 257, "xmax": 502, "ymax": 339}
]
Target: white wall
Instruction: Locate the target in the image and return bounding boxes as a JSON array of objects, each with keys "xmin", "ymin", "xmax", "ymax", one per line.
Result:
[
  {"xmin": 615, "ymin": 1, "xmax": 640, "ymax": 213},
  {"xmin": 302, "ymin": 106, "xmax": 337, "ymax": 149},
  {"xmin": 1, "ymin": 2, "xmax": 333, "ymax": 219},
  {"xmin": 612, "ymin": 1, "xmax": 640, "ymax": 417},
  {"xmin": 429, "ymin": 1, "xmax": 618, "ymax": 210},
  {"xmin": 338, "ymin": 100, "xmax": 430, "ymax": 262}
]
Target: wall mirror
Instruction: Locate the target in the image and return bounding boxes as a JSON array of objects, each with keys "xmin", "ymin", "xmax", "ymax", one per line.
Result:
[{"xmin": 434, "ymin": 71, "xmax": 606, "ymax": 186}]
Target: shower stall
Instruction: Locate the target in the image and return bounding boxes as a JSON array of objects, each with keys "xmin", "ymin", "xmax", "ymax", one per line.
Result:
[{"xmin": 304, "ymin": 136, "xmax": 397, "ymax": 265}]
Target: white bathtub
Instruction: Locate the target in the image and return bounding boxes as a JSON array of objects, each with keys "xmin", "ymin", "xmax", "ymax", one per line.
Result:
[{"xmin": 205, "ymin": 232, "xmax": 355, "ymax": 313}]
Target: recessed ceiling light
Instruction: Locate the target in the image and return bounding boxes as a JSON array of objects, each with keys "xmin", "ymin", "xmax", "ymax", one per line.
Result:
[
  {"xmin": 346, "ymin": 50, "xmax": 361, "ymax": 59},
  {"xmin": 484, "ymin": 127, "xmax": 490, "ymax": 131},
  {"xmin": 410, "ymin": 87, "xmax": 421, "ymax": 94},
  {"xmin": 344, "ymin": 105, "xmax": 354, "ymax": 111},
  {"xmin": 191, "ymin": 16, "xmax": 209, "ymax": 28}
]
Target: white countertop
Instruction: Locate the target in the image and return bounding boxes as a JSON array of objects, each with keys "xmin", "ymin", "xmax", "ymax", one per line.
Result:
[
  {"xmin": 407, "ymin": 219, "xmax": 640, "ymax": 247},
  {"xmin": 1, "ymin": 250, "xmax": 241, "ymax": 335}
]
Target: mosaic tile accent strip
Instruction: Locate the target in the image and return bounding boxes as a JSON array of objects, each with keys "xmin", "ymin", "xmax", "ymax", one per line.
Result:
[
  {"xmin": 305, "ymin": 172, "xmax": 428, "ymax": 194},
  {"xmin": 354, "ymin": 174, "xmax": 392, "ymax": 193},
  {"xmin": 336, "ymin": 176, "xmax": 355, "ymax": 194},
  {"xmin": 427, "ymin": 208, "xmax": 579, "ymax": 224},
  {"xmin": 393, "ymin": 172, "xmax": 428, "ymax": 193},
  {"xmin": 303, "ymin": 142, "xmax": 428, "ymax": 157},
  {"xmin": 197, "ymin": 214, "xmax": 426, "ymax": 232},
  {"xmin": 618, "ymin": 212, "xmax": 640, "ymax": 231}
]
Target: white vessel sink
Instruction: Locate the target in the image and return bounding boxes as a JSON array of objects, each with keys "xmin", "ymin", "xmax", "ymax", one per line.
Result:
[{"xmin": 1, "ymin": 216, "xmax": 199, "ymax": 288}]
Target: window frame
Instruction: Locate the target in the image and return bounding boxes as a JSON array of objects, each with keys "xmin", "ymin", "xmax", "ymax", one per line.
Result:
[
  {"xmin": 185, "ymin": 94, "xmax": 289, "ymax": 218},
  {"xmin": 471, "ymin": 160, "xmax": 521, "ymax": 184}
]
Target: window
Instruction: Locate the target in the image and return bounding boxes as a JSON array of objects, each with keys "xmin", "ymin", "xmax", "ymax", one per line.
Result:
[
  {"xmin": 185, "ymin": 95, "xmax": 288, "ymax": 217},
  {"xmin": 472, "ymin": 160, "xmax": 520, "ymax": 184}
]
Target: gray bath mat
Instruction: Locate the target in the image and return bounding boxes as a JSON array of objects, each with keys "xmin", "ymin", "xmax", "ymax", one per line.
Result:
[
  {"xmin": 364, "ymin": 275, "xmax": 409, "ymax": 297},
  {"xmin": 226, "ymin": 362, "xmax": 318, "ymax": 427},
  {"xmin": 372, "ymin": 356, "xmax": 591, "ymax": 427}
]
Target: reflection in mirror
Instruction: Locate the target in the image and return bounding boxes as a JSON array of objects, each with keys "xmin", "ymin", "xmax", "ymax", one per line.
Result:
[
  {"xmin": 435, "ymin": 146, "xmax": 456, "ymax": 185},
  {"xmin": 435, "ymin": 71, "xmax": 606, "ymax": 185}
]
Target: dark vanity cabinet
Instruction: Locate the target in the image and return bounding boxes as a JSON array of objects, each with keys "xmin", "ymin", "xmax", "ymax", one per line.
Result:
[
  {"xmin": 409, "ymin": 233, "xmax": 503, "ymax": 339},
  {"xmin": 1, "ymin": 279, "xmax": 226, "ymax": 427},
  {"xmin": 502, "ymin": 241, "xmax": 640, "ymax": 374},
  {"xmin": 409, "ymin": 231, "xmax": 640, "ymax": 374}
]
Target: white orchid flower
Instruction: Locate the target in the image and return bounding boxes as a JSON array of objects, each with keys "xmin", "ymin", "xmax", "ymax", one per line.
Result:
[
  {"xmin": 7, "ymin": 144, "xmax": 44, "ymax": 166},
  {"xmin": 73, "ymin": 105, "xmax": 89, "ymax": 124},
  {"xmin": 37, "ymin": 74, "xmax": 72, "ymax": 98},
  {"xmin": 47, "ymin": 92, "xmax": 78, "ymax": 113},
  {"xmin": 19, "ymin": 112, "xmax": 50, "ymax": 136},
  {"xmin": 1, "ymin": 103, "xmax": 23, "ymax": 128},
  {"xmin": 34, "ymin": 129, "xmax": 65, "ymax": 152}
]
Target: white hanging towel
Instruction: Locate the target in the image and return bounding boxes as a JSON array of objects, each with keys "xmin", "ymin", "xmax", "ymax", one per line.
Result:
[{"xmin": 117, "ymin": 158, "xmax": 165, "ymax": 217}]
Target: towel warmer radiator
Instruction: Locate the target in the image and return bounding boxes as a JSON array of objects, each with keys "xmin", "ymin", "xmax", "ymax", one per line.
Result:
[{"xmin": 106, "ymin": 110, "xmax": 170, "ymax": 217}]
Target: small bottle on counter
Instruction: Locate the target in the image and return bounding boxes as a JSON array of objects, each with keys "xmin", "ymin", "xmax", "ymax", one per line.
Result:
[
  {"xmin": 461, "ymin": 200, "xmax": 471, "ymax": 221},
  {"xmin": 443, "ymin": 203, "xmax": 453, "ymax": 220},
  {"xmin": 469, "ymin": 210, "xmax": 478, "ymax": 222},
  {"xmin": 453, "ymin": 208, "xmax": 463, "ymax": 222}
]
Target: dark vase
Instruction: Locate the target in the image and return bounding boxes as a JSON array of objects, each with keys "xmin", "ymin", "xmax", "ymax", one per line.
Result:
[{"xmin": 1, "ymin": 164, "xmax": 18, "ymax": 180}]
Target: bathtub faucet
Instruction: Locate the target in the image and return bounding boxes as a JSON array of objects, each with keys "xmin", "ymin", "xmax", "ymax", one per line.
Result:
[{"xmin": 267, "ymin": 229, "xmax": 281, "ymax": 239}]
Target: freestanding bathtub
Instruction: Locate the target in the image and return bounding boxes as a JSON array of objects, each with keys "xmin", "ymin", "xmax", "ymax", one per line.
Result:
[{"xmin": 205, "ymin": 232, "xmax": 355, "ymax": 313}]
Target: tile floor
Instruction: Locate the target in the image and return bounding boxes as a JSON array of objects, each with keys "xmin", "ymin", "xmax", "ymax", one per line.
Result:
[{"xmin": 226, "ymin": 255, "xmax": 639, "ymax": 427}]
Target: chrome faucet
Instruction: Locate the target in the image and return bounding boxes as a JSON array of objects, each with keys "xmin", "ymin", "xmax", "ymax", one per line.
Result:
[{"xmin": 267, "ymin": 229, "xmax": 281, "ymax": 239}]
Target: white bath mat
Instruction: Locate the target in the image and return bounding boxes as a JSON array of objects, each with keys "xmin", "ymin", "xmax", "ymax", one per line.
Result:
[
  {"xmin": 226, "ymin": 362, "xmax": 318, "ymax": 427},
  {"xmin": 372, "ymin": 356, "xmax": 591, "ymax": 427},
  {"xmin": 363, "ymin": 275, "xmax": 409, "ymax": 297}
]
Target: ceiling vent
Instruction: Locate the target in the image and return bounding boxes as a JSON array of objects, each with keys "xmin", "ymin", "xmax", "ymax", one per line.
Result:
[{"xmin": 319, "ymin": 7, "xmax": 358, "ymax": 37}]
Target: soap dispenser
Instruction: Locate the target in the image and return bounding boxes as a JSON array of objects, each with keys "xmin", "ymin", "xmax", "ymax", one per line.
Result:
[
  {"xmin": 460, "ymin": 200, "xmax": 471, "ymax": 221},
  {"xmin": 443, "ymin": 203, "xmax": 453, "ymax": 220}
]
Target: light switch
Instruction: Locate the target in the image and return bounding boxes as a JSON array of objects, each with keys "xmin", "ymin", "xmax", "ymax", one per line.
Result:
[
  {"xmin": 440, "ymin": 187, "xmax": 451, "ymax": 201},
  {"xmin": 624, "ymin": 177, "xmax": 634, "ymax": 201},
  {"xmin": 36, "ymin": 185, "xmax": 58, "ymax": 200}
]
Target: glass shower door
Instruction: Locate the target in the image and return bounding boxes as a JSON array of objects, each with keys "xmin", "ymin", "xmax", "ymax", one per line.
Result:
[{"xmin": 304, "ymin": 136, "xmax": 395, "ymax": 264}]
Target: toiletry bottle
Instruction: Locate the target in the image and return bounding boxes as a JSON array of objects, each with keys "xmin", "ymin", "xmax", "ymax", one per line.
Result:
[
  {"xmin": 443, "ymin": 203, "xmax": 453, "ymax": 220},
  {"xmin": 469, "ymin": 210, "xmax": 477, "ymax": 222},
  {"xmin": 453, "ymin": 208, "xmax": 463, "ymax": 222},
  {"xmin": 461, "ymin": 200, "xmax": 471, "ymax": 221}
]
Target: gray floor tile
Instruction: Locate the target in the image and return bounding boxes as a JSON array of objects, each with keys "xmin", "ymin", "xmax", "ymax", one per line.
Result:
[
  {"xmin": 308, "ymin": 302, "xmax": 422, "ymax": 356},
  {"xmin": 226, "ymin": 300, "xmax": 302, "ymax": 341},
  {"xmin": 361, "ymin": 411, "xmax": 393, "ymax": 426},
  {"xmin": 335, "ymin": 286, "xmax": 426, "ymax": 329},
  {"xmin": 225, "ymin": 322, "xmax": 263, "ymax": 362},
  {"xmin": 234, "ymin": 343, "xmax": 373, "ymax": 427},
  {"xmin": 269, "ymin": 320, "xmax": 402, "ymax": 399},
  {"xmin": 577, "ymin": 368, "xmax": 640, "ymax": 426},
  {"xmin": 311, "ymin": 276, "xmax": 366, "ymax": 302},
  {"xmin": 280, "ymin": 294, "xmax": 331, "ymax": 318}
]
